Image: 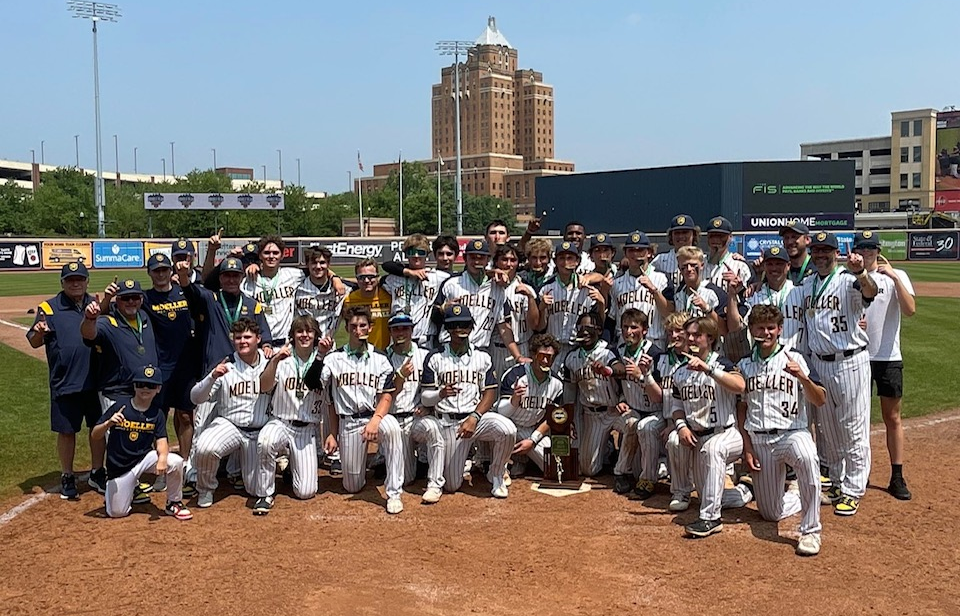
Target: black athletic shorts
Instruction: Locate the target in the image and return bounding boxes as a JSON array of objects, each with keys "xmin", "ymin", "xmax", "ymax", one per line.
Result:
[
  {"xmin": 870, "ymin": 360, "xmax": 903, "ymax": 399},
  {"xmin": 51, "ymin": 390, "xmax": 101, "ymax": 434}
]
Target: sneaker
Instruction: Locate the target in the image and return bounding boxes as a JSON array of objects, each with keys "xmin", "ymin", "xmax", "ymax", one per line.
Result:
[
  {"xmin": 60, "ymin": 473, "xmax": 79, "ymax": 500},
  {"xmin": 386, "ymin": 497, "xmax": 404, "ymax": 514},
  {"xmin": 613, "ymin": 474, "xmax": 634, "ymax": 495},
  {"xmin": 329, "ymin": 459, "xmax": 343, "ymax": 477},
  {"xmin": 503, "ymin": 469, "xmax": 512, "ymax": 488},
  {"xmin": 182, "ymin": 481, "xmax": 198, "ymax": 499},
  {"xmin": 888, "ymin": 476, "xmax": 912, "ymax": 501},
  {"xmin": 87, "ymin": 468, "xmax": 107, "ymax": 495},
  {"xmin": 685, "ymin": 518, "xmax": 723, "ymax": 538},
  {"xmin": 164, "ymin": 501, "xmax": 193, "ymax": 521},
  {"xmin": 197, "ymin": 491, "xmax": 214, "ymax": 508},
  {"xmin": 153, "ymin": 474, "xmax": 167, "ymax": 493},
  {"xmin": 422, "ymin": 487, "xmax": 443, "ymax": 504},
  {"xmin": 633, "ymin": 478, "xmax": 656, "ymax": 500},
  {"xmin": 491, "ymin": 475, "xmax": 509, "ymax": 499},
  {"xmin": 796, "ymin": 533, "xmax": 821, "ymax": 556},
  {"xmin": 737, "ymin": 475, "xmax": 755, "ymax": 504},
  {"xmin": 820, "ymin": 465, "xmax": 831, "ymax": 489},
  {"xmin": 138, "ymin": 481, "xmax": 154, "ymax": 494},
  {"xmin": 253, "ymin": 495, "xmax": 274, "ymax": 516},
  {"xmin": 132, "ymin": 484, "xmax": 151, "ymax": 505},
  {"xmin": 820, "ymin": 485, "xmax": 842, "ymax": 506},
  {"xmin": 834, "ymin": 495, "xmax": 860, "ymax": 516},
  {"xmin": 668, "ymin": 495, "xmax": 690, "ymax": 512},
  {"xmin": 657, "ymin": 459, "xmax": 669, "ymax": 481},
  {"xmin": 229, "ymin": 475, "xmax": 245, "ymax": 492}
]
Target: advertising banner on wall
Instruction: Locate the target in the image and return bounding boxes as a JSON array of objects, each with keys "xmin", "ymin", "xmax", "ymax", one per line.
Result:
[
  {"xmin": 742, "ymin": 234, "xmax": 782, "ymax": 260},
  {"xmin": 877, "ymin": 231, "xmax": 908, "ymax": 261},
  {"xmin": 92, "ymin": 241, "xmax": 144, "ymax": 269},
  {"xmin": 42, "ymin": 241, "xmax": 92, "ymax": 268},
  {"xmin": 741, "ymin": 161, "xmax": 855, "ymax": 215},
  {"xmin": 908, "ymin": 231, "xmax": 960, "ymax": 260},
  {"xmin": 196, "ymin": 239, "xmax": 300, "ymax": 267},
  {"xmin": 741, "ymin": 212, "xmax": 855, "ymax": 232},
  {"xmin": 144, "ymin": 241, "xmax": 172, "ymax": 259},
  {"xmin": 934, "ymin": 191, "xmax": 960, "ymax": 212},
  {"xmin": 143, "ymin": 193, "xmax": 285, "ymax": 211},
  {"xmin": 0, "ymin": 241, "xmax": 42, "ymax": 270}
]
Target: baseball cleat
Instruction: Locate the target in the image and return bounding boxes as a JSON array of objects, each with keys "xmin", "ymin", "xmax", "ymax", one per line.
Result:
[
  {"xmin": 138, "ymin": 481, "xmax": 154, "ymax": 494},
  {"xmin": 132, "ymin": 484, "xmax": 151, "ymax": 505},
  {"xmin": 491, "ymin": 475, "xmax": 509, "ymax": 499},
  {"xmin": 613, "ymin": 475, "xmax": 634, "ymax": 494},
  {"xmin": 164, "ymin": 501, "xmax": 193, "ymax": 521},
  {"xmin": 422, "ymin": 488, "xmax": 442, "ymax": 504},
  {"xmin": 888, "ymin": 477, "xmax": 912, "ymax": 501},
  {"xmin": 87, "ymin": 468, "xmax": 107, "ymax": 495},
  {"xmin": 386, "ymin": 498, "xmax": 404, "ymax": 514},
  {"xmin": 820, "ymin": 486, "xmax": 842, "ymax": 506},
  {"xmin": 795, "ymin": 533, "xmax": 821, "ymax": 556},
  {"xmin": 253, "ymin": 496, "xmax": 274, "ymax": 516},
  {"xmin": 196, "ymin": 491, "xmax": 214, "ymax": 508},
  {"xmin": 229, "ymin": 475, "xmax": 245, "ymax": 492},
  {"xmin": 181, "ymin": 481, "xmax": 198, "ymax": 499},
  {"xmin": 329, "ymin": 459, "xmax": 343, "ymax": 477},
  {"xmin": 60, "ymin": 474, "xmax": 79, "ymax": 500},
  {"xmin": 153, "ymin": 474, "xmax": 167, "ymax": 493},
  {"xmin": 684, "ymin": 518, "xmax": 723, "ymax": 538},
  {"xmin": 668, "ymin": 496, "xmax": 690, "ymax": 512},
  {"xmin": 633, "ymin": 478, "xmax": 656, "ymax": 500},
  {"xmin": 834, "ymin": 496, "xmax": 860, "ymax": 516}
]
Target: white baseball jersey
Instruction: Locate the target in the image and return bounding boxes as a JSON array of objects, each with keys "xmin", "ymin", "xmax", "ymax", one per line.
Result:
[
  {"xmin": 561, "ymin": 341, "xmax": 621, "ymax": 408},
  {"xmin": 652, "ymin": 249, "xmax": 682, "ymax": 290},
  {"xmin": 241, "ymin": 267, "xmax": 305, "ymax": 342},
  {"xmin": 320, "ymin": 346, "xmax": 395, "ymax": 416},
  {"xmin": 670, "ymin": 353, "xmax": 739, "ymax": 431},
  {"xmin": 539, "ymin": 274, "xmax": 597, "ymax": 346},
  {"xmin": 705, "ymin": 253, "xmax": 753, "ymax": 296},
  {"xmin": 737, "ymin": 346, "xmax": 819, "ymax": 432},
  {"xmin": 744, "ymin": 280, "xmax": 807, "ymax": 351},
  {"xmin": 421, "ymin": 344, "xmax": 498, "ymax": 416},
  {"xmin": 436, "ymin": 272, "xmax": 510, "ymax": 348},
  {"xmin": 387, "ymin": 345, "xmax": 427, "ymax": 414},
  {"xmin": 295, "ymin": 276, "xmax": 344, "ymax": 339},
  {"xmin": 498, "ymin": 364, "xmax": 564, "ymax": 427},
  {"xmin": 610, "ymin": 268, "xmax": 669, "ymax": 343},
  {"xmin": 801, "ymin": 267, "xmax": 871, "ymax": 355},
  {"xmin": 266, "ymin": 351, "xmax": 323, "ymax": 424},
  {"xmin": 672, "ymin": 280, "xmax": 728, "ymax": 320},
  {"xmin": 618, "ymin": 341, "xmax": 665, "ymax": 414},
  {"xmin": 656, "ymin": 350, "xmax": 687, "ymax": 420},
  {"xmin": 382, "ymin": 269, "xmax": 449, "ymax": 343},
  {"xmin": 503, "ymin": 278, "xmax": 534, "ymax": 350},
  {"xmin": 865, "ymin": 268, "xmax": 914, "ymax": 361},
  {"xmin": 191, "ymin": 350, "xmax": 271, "ymax": 428},
  {"xmin": 577, "ymin": 250, "xmax": 596, "ymax": 276}
]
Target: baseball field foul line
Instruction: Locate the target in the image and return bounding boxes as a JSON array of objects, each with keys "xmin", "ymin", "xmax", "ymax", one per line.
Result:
[
  {"xmin": 0, "ymin": 318, "xmax": 29, "ymax": 331},
  {"xmin": 0, "ymin": 492, "xmax": 50, "ymax": 528}
]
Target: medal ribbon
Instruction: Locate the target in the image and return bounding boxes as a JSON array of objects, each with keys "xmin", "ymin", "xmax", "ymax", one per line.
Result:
[
  {"xmin": 764, "ymin": 283, "xmax": 787, "ymax": 311},
  {"xmin": 294, "ymin": 348, "xmax": 318, "ymax": 394},
  {"xmin": 258, "ymin": 273, "xmax": 280, "ymax": 306},
  {"xmin": 789, "ymin": 255, "xmax": 811, "ymax": 284},
  {"xmin": 751, "ymin": 342, "xmax": 781, "ymax": 364},
  {"xmin": 809, "ymin": 265, "xmax": 839, "ymax": 312},
  {"xmin": 218, "ymin": 293, "xmax": 243, "ymax": 325}
]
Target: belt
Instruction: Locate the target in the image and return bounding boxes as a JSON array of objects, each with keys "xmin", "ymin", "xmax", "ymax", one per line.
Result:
[
  {"xmin": 815, "ymin": 346, "xmax": 867, "ymax": 362},
  {"xmin": 752, "ymin": 428, "xmax": 798, "ymax": 435},
  {"xmin": 237, "ymin": 425, "xmax": 261, "ymax": 434},
  {"xmin": 691, "ymin": 425, "xmax": 730, "ymax": 438},
  {"xmin": 344, "ymin": 410, "xmax": 374, "ymax": 420},
  {"xmin": 393, "ymin": 412, "xmax": 415, "ymax": 418},
  {"xmin": 291, "ymin": 420, "xmax": 312, "ymax": 428},
  {"xmin": 441, "ymin": 412, "xmax": 472, "ymax": 421},
  {"xmin": 637, "ymin": 409, "xmax": 661, "ymax": 418},
  {"xmin": 583, "ymin": 405, "xmax": 609, "ymax": 413}
]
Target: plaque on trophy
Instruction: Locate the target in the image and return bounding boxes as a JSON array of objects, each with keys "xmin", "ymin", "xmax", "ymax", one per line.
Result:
[{"xmin": 541, "ymin": 403, "xmax": 579, "ymax": 490}]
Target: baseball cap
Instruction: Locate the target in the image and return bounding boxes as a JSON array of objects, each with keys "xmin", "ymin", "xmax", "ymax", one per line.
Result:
[
  {"xmin": 853, "ymin": 230, "xmax": 881, "ymax": 250},
  {"xmin": 623, "ymin": 231, "xmax": 651, "ymax": 249},
  {"xmin": 707, "ymin": 216, "xmax": 733, "ymax": 234},
  {"xmin": 809, "ymin": 231, "xmax": 839, "ymax": 250},
  {"xmin": 171, "ymin": 238, "xmax": 196, "ymax": 257},
  {"xmin": 60, "ymin": 261, "xmax": 89, "ymax": 280},
  {"xmin": 147, "ymin": 253, "xmax": 172, "ymax": 271},
  {"xmin": 463, "ymin": 239, "xmax": 489, "ymax": 256},
  {"xmin": 220, "ymin": 257, "xmax": 244, "ymax": 274},
  {"xmin": 779, "ymin": 220, "xmax": 810, "ymax": 236},
  {"xmin": 115, "ymin": 279, "xmax": 144, "ymax": 297},
  {"xmin": 387, "ymin": 312, "xmax": 414, "ymax": 328},
  {"xmin": 589, "ymin": 233, "xmax": 614, "ymax": 250},
  {"xmin": 133, "ymin": 365, "xmax": 163, "ymax": 386},
  {"xmin": 762, "ymin": 246, "xmax": 789, "ymax": 262},
  {"xmin": 668, "ymin": 214, "xmax": 696, "ymax": 232},
  {"xmin": 555, "ymin": 240, "xmax": 579, "ymax": 256},
  {"xmin": 443, "ymin": 304, "xmax": 473, "ymax": 324}
]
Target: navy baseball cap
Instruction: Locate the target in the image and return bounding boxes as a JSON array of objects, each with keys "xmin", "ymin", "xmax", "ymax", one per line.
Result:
[
  {"xmin": 147, "ymin": 253, "xmax": 172, "ymax": 271},
  {"xmin": 464, "ymin": 239, "xmax": 489, "ymax": 255},
  {"xmin": 220, "ymin": 257, "xmax": 244, "ymax": 274},
  {"xmin": 555, "ymin": 240, "xmax": 579, "ymax": 256},
  {"xmin": 668, "ymin": 214, "xmax": 696, "ymax": 232},
  {"xmin": 60, "ymin": 261, "xmax": 89, "ymax": 280},
  {"xmin": 762, "ymin": 246, "xmax": 789, "ymax": 262},
  {"xmin": 707, "ymin": 216, "xmax": 733, "ymax": 234},
  {"xmin": 590, "ymin": 232, "xmax": 614, "ymax": 250},
  {"xmin": 624, "ymin": 231, "xmax": 651, "ymax": 248},
  {"xmin": 809, "ymin": 231, "xmax": 839, "ymax": 250},
  {"xmin": 779, "ymin": 220, "xmax": 810, "ymax": 236},
  {"xmin": 854, "ymin": 230, "xmax": 881, "ymax": 250},
  {"xmin": 443, "ymin": 304, "xmax": 473, "ymax": 324},
  {"xmin": 134, "ymin": 365, "xmax": 163, "ymax": 386},
  {"xmin": 171, "ymin": 238, "xmax": 196, "ymax": 257},
  {"xmin": 388, "ymin": 312, "xmax": 414, "ymax": 328},
  {"xmin": 115, "ymin": 279, "xmax": 144, "ymax": 297}
]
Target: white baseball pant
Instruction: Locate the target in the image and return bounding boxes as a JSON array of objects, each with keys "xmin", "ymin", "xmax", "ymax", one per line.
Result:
[
  {"xmin": 338, "ymin": 414, "xmax": 403, "ymax": 499},
  {"xmin": 635, "ymin": 413, "xmax": 667, "ymax": 482},
  {"xmin": 579, "ymin": 407, "xmax": 639, "ymax": 477},
  {"xmin": 192, "ymin": 418, "xmax": 269, "ymax": 497},
  {"xmin": 488, "ymin": 343, "xmax": 517, "ymax": 383},
  {"xmin": 105, "ymin": 451, "xmax": 185, "ymax": 518},
  {"xmin": 748, "ymin": 430, "xmax": 822, "ymax": 535},
  {"xmin": 514, "ymin": 425, "xmax": 550, "ymax": 472},
  {"xmin": 396, "ymin": 414, "xmax": 445, "ymax": 491},
  {"xmin": 258, "ymin": 419, "xmax": 319, "ymax": 499},
  {"xmin": 440, "ymin": 413, "xmax": 517, "ymax": 493},
  {"xmin": 668, "ymin": 427, "xmax": 751, "ymax": 520},
  {"xmin": 98, "ymin": 393, "xmax": 118, "ymax": 414}
]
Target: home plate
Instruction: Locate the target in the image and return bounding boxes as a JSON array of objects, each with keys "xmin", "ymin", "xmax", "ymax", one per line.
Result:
[{"xmin": 530, "ymin": 482, "xmax": 592, "ymax": 497}]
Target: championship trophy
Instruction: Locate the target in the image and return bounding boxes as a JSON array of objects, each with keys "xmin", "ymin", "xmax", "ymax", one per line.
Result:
[{"xmin": 541, "ymin": 402, "xmax": 579, "ymax": 490}]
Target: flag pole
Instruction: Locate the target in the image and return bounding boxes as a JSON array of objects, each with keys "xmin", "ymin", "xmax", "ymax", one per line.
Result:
[
  {"xmin": 357, "ymin": 150, "xmax": 364, "ymax": 237},
  {"xmin": 436, "ymin": 152, "xmax": 442, "ymax": 234},
  {"xmin": 399, "ymin": 150, "xmax": 404, "ymax": 237}
]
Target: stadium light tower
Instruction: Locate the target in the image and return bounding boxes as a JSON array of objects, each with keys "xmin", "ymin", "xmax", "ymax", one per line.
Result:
[
  {"xmin": 68, "ymin": 1, "xmax": 122, "ymax": 238},
  {"xmin": 436, "ymin": 39, "xmax": 473, "ymax": 235}
]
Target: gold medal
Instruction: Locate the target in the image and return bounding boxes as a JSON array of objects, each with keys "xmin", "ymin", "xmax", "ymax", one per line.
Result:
[
  {"xmin": 806, "ymin": 308, "xmax": 815, "ymax": 318},
  {"xmin": 136, "ymin": 345, "xmax": 146, "ymax": 355},
  {"xmin": 263, "ymin": 305, "xmax": 274, "ymax": 315},
  {"xmin": 296, "ymin": 390, "xmax": 305, "ymax": 399}
]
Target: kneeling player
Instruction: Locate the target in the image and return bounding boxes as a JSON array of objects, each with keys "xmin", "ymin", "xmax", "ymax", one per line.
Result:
[
  {"xmin": 737, "ymin": 305, "xmax": 826, "ymax": 556},
  {"xmin": 91, "ymin": 366, "xmax": 192, "ymax": 521}
]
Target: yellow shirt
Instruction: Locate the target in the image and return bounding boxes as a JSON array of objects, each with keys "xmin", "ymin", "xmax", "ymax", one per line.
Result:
[{"xmin": 342, "ymin": 288, "xmax": 392, "ymax": 351}]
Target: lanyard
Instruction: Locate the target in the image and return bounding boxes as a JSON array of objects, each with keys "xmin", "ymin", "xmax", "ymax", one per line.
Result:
[
  {"xmin": 810, "ymin": 266, "xmax": 839, "ymax": 309},
  {"xmin": 258, "ymin": 273, "xmax": 280, "ymax": 305},
  {"xmin": 293, "ymin": 348, "xmax": 318, "ymax": 392},
  {"xmin": 218, "ymin": 293, "xmax": 243, "ymax": 325},
  {"xmin": 764, "ymin": 283, "xmax": 788, "ymax": 310},
  {"xmin": 623, "ymin": 339, "xmax": 650, "ymax": 362},
  {"xmin": 119, "ymin": 310, "xmax": 144, "ymax": 346},
  {"xmin": 751, "ymin": 343, "xmax": 781, "ymax": 364},
  {"xmin": 790, "ymin": 255, "xmax": 811, "ymax": 284}
]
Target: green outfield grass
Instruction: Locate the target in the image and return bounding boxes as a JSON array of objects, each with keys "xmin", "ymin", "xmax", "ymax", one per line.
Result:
[{"xmin": 893, "ymin": 262, "xmax": 960, "ymax": 283}]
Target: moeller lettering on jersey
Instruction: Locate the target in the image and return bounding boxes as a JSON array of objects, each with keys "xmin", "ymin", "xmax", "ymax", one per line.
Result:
[
  {"xmin": 438, "ymin": 369, "xmax": 487, "ymax": 386},
  {"xmin": 335, "ymin": 372, "xmax": 382, "ymax": 388},
  {"xmin": 228, "ymin": 380, "xmax": 261, "ymax": 396},
  {"xmin": 616, "ymin": 288, "xmax": 654, "ymax": 309},
  {"xmin": 113, "ymin": 419, "xmax": 157, "ymax": 432},
  {"xmin": 745, "ymin": 374, "xmax": 796, "ymax": 395},
  {"xmin": 393, "ymin": 285, "xmax": 438, "ymax": 302},
  {"xmin": 295, "ymin": 296, "xmax": 339, "ymax": 312},
  {"xmin": 573, "ymin": 365, "xmax": 614, "ymax": 383},
  {"xmin": 804, "ymin": 294, "xmax": 841, "ymax": 311},
  {"xmin": 677, "ymin": 383, "xmax": 717, "ymax": 401},
  {"xmin": 148, "ymin": 299, "xmax": 188, "ymax": 312},
  {"xmin": 547, "ymin": 299, "xmax": 586, "ymax": 315},
  {"xmin": 252, "ymin": 286, "xmax": 297, "ymax": 302},
  {"xmin": 518, "ymin": 395, "xmax": 550, "ymax": 410},
  {"xmin": 458, "ymin": 294, "xmax": 495, "ymax": 310}
]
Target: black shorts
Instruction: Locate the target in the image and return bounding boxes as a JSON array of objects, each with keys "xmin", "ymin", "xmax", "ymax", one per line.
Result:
[
  {"xmin": 51, "ymin": 390, "xmax": 101, "ymax": 434},
  {"xmin": 163, "ymin": 369, "xmax": 197, "ymax": 413},
  {"xmin": 870, "ymin": 360, "xmax": 903, "ymax": 399}
]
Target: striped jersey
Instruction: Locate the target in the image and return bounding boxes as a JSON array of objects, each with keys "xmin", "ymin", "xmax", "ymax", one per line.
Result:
[
  {"xmin": 267, "ymin": 351, "xmax": 323, "ymax": 424},
  {"xmin": 655, "ymin": 350, "xmax": 687, "ymax": 419},
  {"xmin": 744, "ymin": 280, "xmax": 807, "ymax": 351},
  {"xmin": 387, "ymin": 345, "xmax": 427, "ymax": 415},
  {"xmin": 617, "ymin": 340, "xmax": 665, "ymax": 414},
  {"xmin": 737, "ymin": 345, "xmax": 818, "ymax": 432},
  {"xmin": 382, "ymin": 269, "xmax": 449, "ymax": 344},
  {"xmin": 498, "ymin": 364, "xmax": 564, "ymax": 428},
  {"xmin": 538, "ymin": 274, "xmax": 597, "ymax": 347},
  {"xmin": 295, "ymin": 276, "xmax": 344, "ymax": 339},
  {"xmin": 704, "ymin": 253, "xmax": 753, "ymax": 296},
  {"xmin": 652, "ymin": 249, "xmax": 682, "ymax": 290},
  {"xmin": 670, "ymin": 352, "xmax": 738, "ymax": 431},
  {"xmin": 561, "ymin": 340, "xmax": 621, "ymax": 408},
  {"xmin": 865, "ymin": 268, "xmax": 913, "ymax": 361},
  {"xmin": 801, "ymin": 268, "xmax": 871, "ymax": 355},
  {"xmin": 320, "ymin": 345, "xmax": 395, "ymax": 417},
  {"xmin": 609, "ymin": 268, "xmax": 669, "ymax": 343},
  {"xmin": 421, "ymin": 344, "xmax": 497, "ymax": 416},
  {"xmin": 194, "ymin": 350, "xmax": 270, "ymax": 429},
  {"xmin": 504, "ymin": 278, "xmax": 534, "ymax": 350},
  {"xmin": 240, "ymin": 267, "xmax": 305, "ymax": 342},
  {"xmin": 436, "ymin": 272, "xmax": 510, "ymax": 348},
  {"xmin": 673, "ymin": 280, "xmax": 729, "ymax": 319}
]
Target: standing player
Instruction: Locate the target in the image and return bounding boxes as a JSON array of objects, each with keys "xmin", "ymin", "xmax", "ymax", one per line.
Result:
[
  {"xmin": 608, "ymin": 231, "xmax": 670, "ymax": 347},
  {"xmin": 295, "ymin": 245, "xmax": 345, "ymax": 347},
  {"xmin": 91, "ymin": 365, "xmax": 192, "ymax": 521},
  {"xmin": 670, "ymin": 246, "xmax": 729, "ymax": 334},
  {"xmin": 381, "ymin": 234, "xmax": 450, "ymax": 348},
  {"xmin": 385, "ymin": 312, "xmax": 446, "ymax": 503},
  {"xmin": 652, "ymin": 214, "xmax": 699, "ymax": 290},
  {"xmin": 537, "ymin": 241, "xmax": 603, "ymax": 356},
  {"xmin": 341, "ymin": 258, "xmax": 392, "ymax": 351},
  {"xmin": 485, "ymin": 219, "xmax": 512, "ymax": 250},
  {"xmin": 780, "ymin": 221, "xmax": 817, "ymax": 284},
  {"xmin": 518, "ymin": 237, "xmax": 554, "ymax": 294},
  {"xmin": 704, "ymin": 216, "xmax": 752, "ymax": 295},
  {"xmin": 241, "ymin": 235, "xmax": 303, "ymax": 347},
  {"xmin": 489, "ymin": 244, "xmax": 539, "ymax": 378},
  {"xmin": 321, "ymin": 306, "xmax": 404, "ymax": 513},
  {"xmin": 432, "ymin": 235, "xmax": 460, "ymax": 274},
  {"xmin": 737, "ymin": 305, "xmax": 826, "ymax": 556},
  {"xmin": 421, "ymin": 305, "xmax": 517, "ymax": 497},
  {"xmin": 27, "ymin": 262, "xmax": 105, "ymax": 499},
  {"xmin": 802, "ymin": 232, "xmax": 877, "ymax": 516},
  {"xmin": 854, "ymin": 231, "xmax": 916, "ymax": 501}
]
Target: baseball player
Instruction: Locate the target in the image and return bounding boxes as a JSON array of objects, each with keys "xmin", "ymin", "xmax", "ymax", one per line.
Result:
[
  {"xmin": 170, "ymin": 237, "xmax": 204, "ymax": 286},
  {"xmin": 736, "ymin": 305, "xmax": 826, "ymax": 556},
  {"xmin": 607, "ymin": 231, "xmax": 670, "ymax": 347},
  {"xmin": 27, "ymin": 261, "xmax": 105, "ymax": 500},
  {"xmin": 320, "ymin": 306, "xmax": 405, "ymax": 514},
  {"xmin": 294, "ymin": 245, "xmax": 346, "ymax": 346},
  {"xmin": 779, "ymin": 221, "xmax": 817, "ymax": 284},
  {"xmin": 485, "ymin": 219, "xmax": 512, "ymax": 249},
  {"xmin": 497, "ymin": 333, "xmax": 565, "ymax": 477},
  {"xmin": 615, "ymin": 309, "xmax": 666, "ymax": 499},
  {"xmin": 241, "ymin": 235, "xmax": 304, "ymax": 347},
  {"xmin": 668, "ymin": 316, "xmax": 753, "ymax": 537},
  {"xmin": 385, "ymin": 312, "xmax": 446, "ymax": 503},
  {"xmin": 421, "ymin": 305, "xmax": 517, "ymax": 497},
  {"xmin": 649, "ymin": 311, "xmax": 692, "ymax": 502},
  {"xmin": 91, "ymin": 365, "xmax": 192, "ymax": 521},
  {"xmin": 432, "ymin": 235, "xmax": 460, "ymax": 274},
  {"xmin": 258, "ymin": 315, "xmax": 328, "ymax": 503},
  {"xmin": 802, "ymin": 231, "xmax": 877, "ymax": 516},
  {"xmin": 652, "ymin": 214, "xmax": 700, "ymax": 290},
  {"xmin": 341, "ymin": 258, "xmax": 392, "ymax": 351},
  {"xmin": 854, "ymin": 231, "xmax": 916, "ymax": 501},
  {"xmin": 587, "ymin": 232, "xmax": 618, "ymax": 278},
  {"xmin": 670, "ymin": 246, "xmax": 730, "ymax": 335},
  {"xmin": 518, "ymin": 237, "xmax": 554, "ymax": 294},
  {"xmin": 381, "ymin": 234, "xmax": 450, "ymax": 348},
  {"xmin": 489, "ymin": 244, "xmax": 540, "ymax": 378},
  {"xmin": 703, "ymin": 216, "xmax": 753, "ymax": 296},
  {"xmin": 190, "ymin": 318, "xmax": 274, "ymax": 514},
  {"xmin": 537, "ymin": 241, "xmax": 604, "ymax": 356}
]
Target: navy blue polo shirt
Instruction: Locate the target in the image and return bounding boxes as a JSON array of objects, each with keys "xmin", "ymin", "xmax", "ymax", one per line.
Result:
[
  {"xmin": 183, "ymin": 284, "xmax": 269, "ymax": 373},
  {"xmin": 85, "ymin": 308, "xmax": 160, "ymax": 397},
  {"xmin": 96, "ymin": 396, "xmax": 167, "ymax": 480},
  {"xmin": 30, "ymin": 292, "xmax": 97, "ymax": 397},
  {"xmin": 143, "ymin": 285, "xmax": 194, "ymax": 379}
]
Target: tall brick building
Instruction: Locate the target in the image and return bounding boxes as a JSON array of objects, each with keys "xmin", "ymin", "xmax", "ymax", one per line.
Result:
[{"xmin": 359, "ymin": 17, "xmax": 575, "ymax": 219}]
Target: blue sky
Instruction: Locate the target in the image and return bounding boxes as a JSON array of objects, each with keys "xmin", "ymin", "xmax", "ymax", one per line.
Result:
[{"xmin": 1, "ymin": 0, "xmax": 953, "ymax": 193}]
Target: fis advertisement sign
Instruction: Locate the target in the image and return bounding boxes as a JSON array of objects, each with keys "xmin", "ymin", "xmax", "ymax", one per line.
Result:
[{"xmin": 92, "ymin": 241, "xmax": 144, "ymax": 268}]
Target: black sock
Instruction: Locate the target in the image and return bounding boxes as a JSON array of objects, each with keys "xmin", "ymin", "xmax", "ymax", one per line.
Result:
[{"xmin": 891, "ymin": 464, "xmax": 903, "ymax": 479}]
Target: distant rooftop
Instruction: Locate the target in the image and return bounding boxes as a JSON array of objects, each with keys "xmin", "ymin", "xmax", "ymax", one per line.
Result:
[{"xmin": 475, "ymin": 16, "xmax": 511, "ymax": 48}]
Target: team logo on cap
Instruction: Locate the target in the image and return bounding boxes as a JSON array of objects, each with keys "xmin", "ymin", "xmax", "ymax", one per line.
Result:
[
  {"xmin": 156, "ymin": 254, "xmax": 165, "ymax": 262},
  {"xmin": 473, "ymin": 240, "xmax": 483, "ymax": 250},
  {"xmin": 177, "ymin": 240, "xmax": 187, "ymax": 249},
  {"xmin": 770, "ymin": 247, "xmax": 781, "ymax": 255},
  {"xmin": 68, "ymin": 263, "xmax": 79, "ymax": 272},
  {"xmin": 676, "ymin": 216, "xmax": 686, "ymax": 225},
  {"xmin": 246, "ymin": 243, "xmax": 256, "ymax": 252},
  {"xmin": 124, "ymin": 280, "xmax": 135, "ymax": 289},
  {"xmin": 144, "ymin": 367, "xmax": 156, "ymax": 378},
  {"xmin": 227, "ymin": 258, "xmax": 238, "ymax": 268},
  {"xmin": 712, "ymin": 219, "xmax": 722, "ymax": 227},
  {"xmin": 863, "ymin": 231, "xmax": 873, "ymax": 238},
  {"xmin": 817, "ymin": 232, "xmax": 827, "ymax": 241},
  {"xmin": 597, "ymin": 233, "xmax": 606, "ymax": 242},
  {"xmin": 631, "ymin": 233, "xmax": 640, "ymax": 242},
  {"xmin": 561, "ymin": 241, "xmax": 572, "ymax": 250},
  {"xmin": 452, "ymin": 305, "xmax": 463, "ymax": 316}
]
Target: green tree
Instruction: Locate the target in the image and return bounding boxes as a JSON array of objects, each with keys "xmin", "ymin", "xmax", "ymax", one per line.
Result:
[
  {"xmin": 30, "ymin": 167, "xmax": 95, "ymax": 236},
  {"xmin": 0, "ymin": 181, "xmax": 34, "ymax": 236}
]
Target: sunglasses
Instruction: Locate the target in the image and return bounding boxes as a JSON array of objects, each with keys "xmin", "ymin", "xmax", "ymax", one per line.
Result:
[
  {"xmin": 357, "ymin": 274, "xmax": 377, "ymax": 282},
  {"xmin": 117, "ymin": 295, "xmax": 142, "ymax": 302},
  {"xmin": 134, "ymin": 382, "xmax": 159, "ymax": 390},
  {"xmin": 405, "ymin": 248, "xmax": 428, "ymax": 257}
]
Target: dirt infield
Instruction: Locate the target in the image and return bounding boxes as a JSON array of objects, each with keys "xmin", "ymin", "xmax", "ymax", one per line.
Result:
[{"xmin": 1, "ymin": 411, "xmax": 959, "ymax": 616}]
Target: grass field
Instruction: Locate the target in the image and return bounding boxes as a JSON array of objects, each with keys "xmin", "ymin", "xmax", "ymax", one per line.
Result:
[{"xmin": 895, "ymin": 262, "xmax": 960, "ymax": 283}]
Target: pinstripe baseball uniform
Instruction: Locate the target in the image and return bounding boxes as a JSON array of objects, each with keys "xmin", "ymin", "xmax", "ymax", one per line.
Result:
[
  {"xmin": 618, "ymin": 341, "xmax": 665, "ymax": 483},
  {"xmin": 672, "ymin": 281, "xmax": 728, "ymax": 321},
  {"xmin": 241, "ymin": 267, "xmax": 305, "ymax": 344},
  {"xmin": 490, "ymin": 278, "xmax": 534, "ymax": 378},
  {"xmin": 668, "ymin": 353, "xmax": 751, "ymax": 521},
  {"xmin": 652, "ymin": 249, "xmax": 682, "ymax": 291},
  {"xmin": 295, "ymin": 276, "xmax": 345, "ymax": 340},
  {"xmin": 382, "ymin": 270, "xmax": 449, "ymax": 347},
  {"xmin": 497, "ymin": 364, "xmax": 564, "ymax": 471},
  {"xmin": 436, "ymin": 273, "xmax": 511, "ymax": 350},
  {"xmin": 539, "ymin": 275, "xmax": 597, "ymax": 353},
  {"xmin": 421, "ymin": 344, "xmax": 516, "ymax": 493},
  {"xmin": 802, "ymin": 267, "xmax": 872, "ymax": 499},
  {"xmin": 705, "ymin": 254, "xmax": 753, "ymax": 297},
  {"xmin": 738, "ymin": 346, "xmax": 822, "ymax": 535},
  {"xmin": 610, "ymin": 269, "xmax": 669, "ymax": 346},
  {"xmin": 387, "ymin": 345, "xmax": 445, "ymax": 492},
  {"xmin": 320, "ymin": 346, "xmax": 402, "ymax": 499},
  {"xmin": 744, "ymin": 280, "xmax": 807, "ymax": 352},
  {"xmin": 659, "ymin": 350, "xmax": 692, "ymax": 497},
  {"xmin": 259, "ymin": 351, "xmax": 323, "ymax": 500},
  {"xmin": 190, "ymin": 350, "xmax": 272, "ymax": 498}
]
